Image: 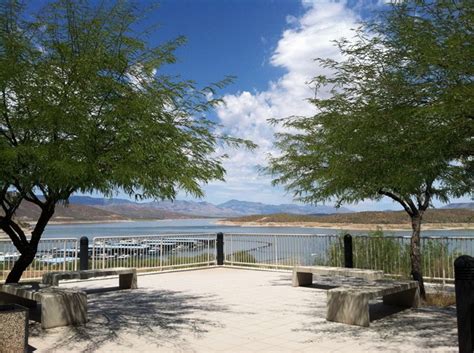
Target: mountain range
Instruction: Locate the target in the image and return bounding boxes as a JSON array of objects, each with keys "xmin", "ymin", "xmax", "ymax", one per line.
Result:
[
  {"xmin": 13, "ymin": 196, "xmax": 473, "ymax": 223},
  {"xmin": 68, "ymin": 196, "xmax": 352, "ymax": 218},
  {"xmin": 441, "ymin": 202, "xmax": 474, "ymax": 210}
]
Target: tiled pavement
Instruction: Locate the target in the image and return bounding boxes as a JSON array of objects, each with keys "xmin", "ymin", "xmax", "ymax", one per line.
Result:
[{"xmin": 29, "ymin": 267, "xmax": 458, "ymax": 352}]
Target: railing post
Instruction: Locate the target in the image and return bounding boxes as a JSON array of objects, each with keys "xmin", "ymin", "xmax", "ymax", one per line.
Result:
[
  {"xmin": 274, "ymin": 235, "xmax": 278, "ymax": 269},
  {"xmin": 79, "ymin": 236, "xmax": 89, "ymax": 271},
  {"xmin": 454, "ymin": 255, "xmax": 474, "ymax": 353},
  {"xmin": 216, "ymin": 232, "xmax": 224, "ymax": 266},
  {"xmin": 343, "ymin": 234, "xmax": 353, "ymax": 268}
]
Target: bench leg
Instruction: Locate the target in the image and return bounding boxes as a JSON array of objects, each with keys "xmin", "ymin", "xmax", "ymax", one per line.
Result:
[
  {"xmin": 41, "ymin": 292, "xmax": 87, "ymax": 329},
  {"xmin": 41, "ymin": 274, "xmax": 59, "ymax": 287},
  {"xmin": 326, "ymin": 292, "xmax": 370, "ymax": 327},
  {"xmin": 383, "ymin": 287, "xmax": 420, "ymax": 308},
  {"xmin": 292, "ymin": 271, "xmax": 313, "ymax": 287},
  {"xmin": 119, "ymin": 270, "xmax": 137, "ymax": 289}
]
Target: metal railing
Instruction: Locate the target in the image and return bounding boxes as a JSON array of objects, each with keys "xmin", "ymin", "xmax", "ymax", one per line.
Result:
[
  {"xmin": 223, "ymin": 233, "xmax": 343, "ymax": 269},
  {"xmin": 223, "ymin": 233, "xmax": 474, "ymax": 282},
  {"xmin": 91, "ymin": 233, "xmax": 216, "ymax": 271},
  {"xmin": 1, "ymin": 233, "xmax": 473, "ymax": 283},
  {"xmin": 350, "ymin": 235, "xmax": 474, "ymax": 283},
  {"xmin": 0, "ymin": 238, "xmax": 78, "ymax": 281}
]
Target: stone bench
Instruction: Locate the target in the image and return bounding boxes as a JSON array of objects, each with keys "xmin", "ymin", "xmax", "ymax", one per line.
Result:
[
  {"xmin": 292, "ymin": 266, "xmax": 384, "ymax": 287},
  {"xmin": 42, "ymin": 268, "xmax": 138, "ymax": 289},
  {"xmin": 0, "ymin": 283, "xmax": 87, "ymax": 329},
  {"xmin": 326, "ymin": 280, "xmax": 420, "ymax": 327}
]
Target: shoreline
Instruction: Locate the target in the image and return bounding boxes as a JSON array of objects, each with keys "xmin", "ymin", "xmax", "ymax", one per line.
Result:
[
  {"xmin": 216, "ymin": 220, "xmax": 474, "ymax": 231},
  {"xmin": 7, "ymin": 218, "xmax": 473, "ymax": 231},
  {"xmin": 42, "ymin": 219, "xmax": 134, "ymax": 225},
  {"xmin": 38, "ymin": 217, "xmax": 219, "ymax": 226}
]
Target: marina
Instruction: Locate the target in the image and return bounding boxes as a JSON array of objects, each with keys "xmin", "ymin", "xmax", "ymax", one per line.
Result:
[{"xmin": 1, "ymin": 220, "xmax": 472, "ymax": 282}]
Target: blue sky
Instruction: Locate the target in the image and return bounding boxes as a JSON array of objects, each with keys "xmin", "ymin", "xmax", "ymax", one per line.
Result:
[
  {"xmin": 30, "ymin": 1, "xmax": 471, "ymax": 210},
  {"xmin": 145, "ymin": 0, "xmax": 302, "ymax": 93},
  {"xmin": 147, "ymin": 0, "xmax": 409, "ymax": 210}
]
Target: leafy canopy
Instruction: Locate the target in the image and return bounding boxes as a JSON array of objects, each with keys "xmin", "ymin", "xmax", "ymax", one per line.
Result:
[
  {"xmin": 269, "ymin": 0, "xmax": 473, "ymax": 214},
  {"xmin": 0, "ymin": 0, "xmax": 254, "ymax": 212}
]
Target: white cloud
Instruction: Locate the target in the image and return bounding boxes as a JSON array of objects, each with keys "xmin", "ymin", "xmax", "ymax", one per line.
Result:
[
  {"xmin": 201, "ymin": 1, "xmax": 361, "ymax": 206},
  {"xmin": 182, "ymin": 1, "xmax": 469, "ymax": 210}
]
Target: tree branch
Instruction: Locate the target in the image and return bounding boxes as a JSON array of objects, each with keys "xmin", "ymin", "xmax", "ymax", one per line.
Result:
[
  {"xmin": 9, "ymin": 219, "xmax": 28, "ymax": 245},
  {"xmin": 30, "ymin": 201, "xmax": 55, "ymax": 248},
  {"xmin": 0, "ymin": 217, "xmax": 27, "ymax": 250},
  {"xmin": 421, "ymin": 181, "xmax": 433, "ymax": 211},
  {"xmin": 13, "ymin": 181, "xmax": 45, "ymax": 209},
  {"xmin": 405, "ymin": 198, "xmax": 419, "ymax": 217},
  {"xmin": 378, "ymin": 189, "xmax": 415, "ymax": 217},
  {"xmin": 1, "ymin": 88, "xmax": 18, "ymax": 146}
]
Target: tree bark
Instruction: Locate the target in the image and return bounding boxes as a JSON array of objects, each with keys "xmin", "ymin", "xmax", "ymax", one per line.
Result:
[
  {"xmin": 4, "ymin": 204, "xmax": 55, "ymax": 283},
  {"xmin": 5, "ymin": 245, "xmax": 37, "ymax": 283},
  {"xmin": 410, "ymin": 213, "xmax": 426, "ymax": 299}
]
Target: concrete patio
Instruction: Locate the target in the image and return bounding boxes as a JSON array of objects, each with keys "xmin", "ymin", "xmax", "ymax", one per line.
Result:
[{"xmin": 29, "ymin": 267, "xmax": 458, "ymax": 352}]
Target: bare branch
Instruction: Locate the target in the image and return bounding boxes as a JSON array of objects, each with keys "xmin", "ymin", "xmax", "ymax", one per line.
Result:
[
  {"xmin": 378, "ymin": 189, "xmax": 415, "ymax": 217},
  {"xmin": 0, "ymin": 217, "xmax": 26, "ymax": 250},
  {"xmin": 1, "ymin": 89, "xmax": 18, "ymax": 146}
]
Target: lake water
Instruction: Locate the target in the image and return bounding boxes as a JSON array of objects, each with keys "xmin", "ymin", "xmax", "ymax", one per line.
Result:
[{"xmin": 43, "ymin": 218, "xmax": 474, "ymax": 239}]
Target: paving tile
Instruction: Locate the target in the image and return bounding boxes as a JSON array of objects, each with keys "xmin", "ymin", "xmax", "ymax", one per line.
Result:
[{"xmin": 30, "ymin": 268, "xmax": 458, "ymax": 353}]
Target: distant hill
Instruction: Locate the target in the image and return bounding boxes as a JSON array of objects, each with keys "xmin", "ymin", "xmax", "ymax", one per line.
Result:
[
  {"xmin": 92, "ymin": 203, "xmax": 202, "ymax": 220},
  {"xmin": 14, "ymin": 201, "xmax": 127, "ymax": 222},
  {"xmin": 227, "ymin": 209, "xmax": 474, "ymax": 224},
  {"xmin": 217, "ymin": 199, "xmax": 351, "ymax": 216},
  {"xmin": 66, "ymin": 196, "xmax": 351, "ymax": 218},
  {"xmin": 93, "ymin": 200, "xmax": 238, "ymax": 218},
  {"xmin": 13, "ymin": 196, "xmax": 474, "ymax": 225},
  {"xmin": 442, "ymin": 202, "xmax": 474, "ymax": 210},
  {"xmin": 68, "ymin": 196, "xmax": 134, "ymax": 206}
]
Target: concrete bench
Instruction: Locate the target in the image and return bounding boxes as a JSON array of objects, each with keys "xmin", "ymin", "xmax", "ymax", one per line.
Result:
[
  {"xmin": 326, "ymin": 280, "xmax": 420, "ymax": 327},
  {"xmin": 292, "ymin": 266, "xmax": 384, "ymax": 287},
  {"xmin": 0, "ymin": 283, "xmax": 87, "ymax": 329},
  {"xmin": 42, "ymin": 268, "xmax": 138, "ymax": 289}
]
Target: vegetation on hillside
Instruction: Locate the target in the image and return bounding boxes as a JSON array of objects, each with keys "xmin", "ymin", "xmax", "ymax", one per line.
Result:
[{"xmin": 228, "ymin": 209, "xmax": 474, "ymax": 225}]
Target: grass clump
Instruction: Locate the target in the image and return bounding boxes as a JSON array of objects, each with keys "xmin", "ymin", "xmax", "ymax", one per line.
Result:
[
  {"xmin": 226, "ymin": 250, "xmax": 257, "ymax": 264},
  {"xmin": 424, "ymin": 286, "xmax": 456, "ymax": 307}
]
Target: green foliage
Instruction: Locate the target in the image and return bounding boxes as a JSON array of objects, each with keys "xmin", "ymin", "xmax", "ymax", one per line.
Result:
[
  {"xmin": 0, "ymin": 0, "xmax": 253, "ymax": 205},
  {"xmin": 421, "ymin": 239, "xmax": 460, "ymax": 280},
  {"xmin": 268, "ymin": 1, "xmax": 473, "ymax": 211},
  {"xmin": 321, "ymin": 231, "xmax": 458, "ymax": 281},
  {"xmin": 313, "ymin": 236, "xmax": 344, "ymax": 267},
  {"xmin": 227, "ymin": 250, "xmax": 257, "ymax": 264},
  {"xmin": 352, "ymin": 229, "xmax": 410, "ymax": 278},
  {"xmin": 269, "ymin": 1, "xmax": 473, "ymax": 291},
  {"xmin": 0, "ymin": 0, "xmax": 254, "ymax": 281}
]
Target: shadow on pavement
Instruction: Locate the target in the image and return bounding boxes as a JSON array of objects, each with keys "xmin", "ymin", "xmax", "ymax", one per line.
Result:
[
  {"xmin": 295, "ymin": 296, "xmax": 457, "ymax": 351},
  {"xmin": 268, "ymin": 272, "xmax": 457, "ymax": 350},
  {"xmin": 29, "ymin": 287, "xmax": 229, "ymax": 352}
]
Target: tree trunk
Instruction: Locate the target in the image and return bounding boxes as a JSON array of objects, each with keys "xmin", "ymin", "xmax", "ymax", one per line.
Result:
[
  {"xmin": 5, "ymin": 246, "xmax": 37, "ymax": 283},
  {"xmin": 410, "ymin": 213, "xmax": 426, "ymax": 299},
  {"xmin": 4, "ymin": 203, "xmax": 55, "ymax": 283}
]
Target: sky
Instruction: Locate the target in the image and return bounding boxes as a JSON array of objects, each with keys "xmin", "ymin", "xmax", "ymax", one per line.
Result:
[
  {"xmin": 29, "ymin": 0, "xmax": 472, "ymax": 211},
  {"xmin": 146, "ymin": 0, "xmax": 426, "ymax": 211},
  {"xmin": 142, "ymin": 0, "xmax": 400, "ymax": 210}
]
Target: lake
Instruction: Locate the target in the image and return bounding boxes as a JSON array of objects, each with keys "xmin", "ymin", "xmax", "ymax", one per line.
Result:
[{"xmin": 43, "ymin": 218, "xmax": 474, "ymax": 239}]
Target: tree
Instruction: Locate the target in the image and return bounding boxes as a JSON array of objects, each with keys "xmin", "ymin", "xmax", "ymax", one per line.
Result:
[
  {"xmin": 0, "ymin": 0, "xmax": 254, "ymax": 283},
  {"xmin": 268, "ymin": 1, "xmax": 473, "ymax": 298}
]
